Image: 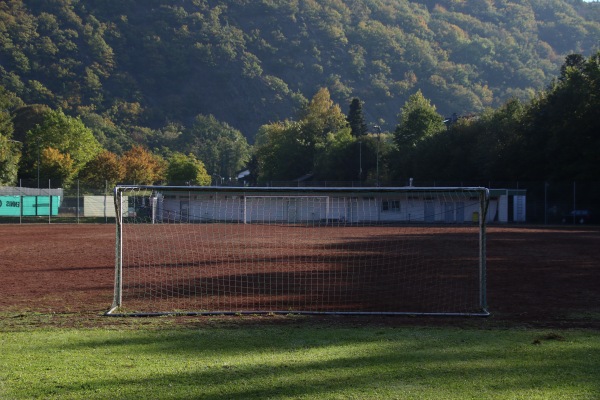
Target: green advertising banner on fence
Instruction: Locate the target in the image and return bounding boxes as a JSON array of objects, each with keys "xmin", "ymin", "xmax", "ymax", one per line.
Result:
[
  {"xmin": 0, "ymin": 196, "xmax": 22, "ymax": 216},
  {"xmin": 22, "ymin": 196, "xmax": 60, "ymax": 216},
  {"xmin": 0, "ymin": 196, "xmax": 60, "ymax": 216}
]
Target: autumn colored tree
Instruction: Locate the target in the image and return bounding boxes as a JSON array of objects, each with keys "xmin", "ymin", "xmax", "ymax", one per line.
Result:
[
  {"xmin": 78, "ymin": 150, "xmax": 125, "ymax": 188},
  {"xmin": 38, "ymin": 147, "xmax": 76, "ymax": 186},
  {"xmin": 121, "ymin": 145, "xmax": 166, "ymax": 185}
]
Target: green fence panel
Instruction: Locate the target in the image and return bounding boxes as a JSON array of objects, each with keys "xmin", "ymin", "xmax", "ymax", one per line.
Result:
[
  {"xmin": 0, "ymin": 196, "xmax": 22, "ymax": 216},
  {"xmin": 21, "ymin": 196, "xmax": 60, "ymax": 216}
]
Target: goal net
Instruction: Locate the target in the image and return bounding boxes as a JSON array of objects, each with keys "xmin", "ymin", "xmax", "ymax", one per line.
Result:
[{"xmin": 107, "ymin": 186, "xmax": 489, "ymax": 316}]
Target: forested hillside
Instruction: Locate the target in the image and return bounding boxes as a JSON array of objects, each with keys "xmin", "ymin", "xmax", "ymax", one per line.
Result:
[
  {"xmin": 1, "ymin": 0, "xmax": 599, "ymax": 141},
  {"xmin": 1, "ymin": 0, "xmax": 599, "ymax": 209}
]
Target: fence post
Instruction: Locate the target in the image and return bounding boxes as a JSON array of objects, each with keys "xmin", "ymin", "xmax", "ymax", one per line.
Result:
[
  {"xmin": 544, "ymin": 182, "xmax": 548, "ymax": 225},
  {"xmin": 572, "ymin": 181, "xmax": 576, "ymax": 224},
  {"xmin": 19, "ymin": 179, "xmax": 22, "ymax": 224},
  {"xmin": 105, "ymin": 180, "xmax": 108, "ymax": 224},
  {"xmin": 48, "ymin": 179, "xmax": 51, "ymax": 224},
  {"xmin": 77, "ymin": 179, "xmax": 80, "ymax": 224}
]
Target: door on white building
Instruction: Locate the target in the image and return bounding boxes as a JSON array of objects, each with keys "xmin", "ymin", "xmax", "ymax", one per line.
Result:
[
  {"xmin": 456, "ymin": 202, "xmax": 465, "ymax": 223},
  {"xmin": 424, "ymin": 201, "xmax": 435, "ymax": 223},
  {"xmin": 180, "ymin": 200, "xmax": 189, "ymax": 222},
  {"xmin": 444, "ymin": 202, "xmax": 454, "ymax": 223}
]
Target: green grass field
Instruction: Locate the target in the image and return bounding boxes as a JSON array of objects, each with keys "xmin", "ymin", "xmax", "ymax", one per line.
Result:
[{"xmin": 1, "ymin": 316, "xmax": 599, "ymax": 399}]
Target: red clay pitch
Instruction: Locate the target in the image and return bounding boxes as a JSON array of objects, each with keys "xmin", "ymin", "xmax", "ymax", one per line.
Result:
[{"xmin": 1, "ymin": 224, "xmax": 599, "ymax": 327}]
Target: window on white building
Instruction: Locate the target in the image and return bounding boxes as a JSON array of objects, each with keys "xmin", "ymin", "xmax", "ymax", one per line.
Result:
[{"xmin": 382, "ymin": 200, "xmax": 400, "ymax": 212}]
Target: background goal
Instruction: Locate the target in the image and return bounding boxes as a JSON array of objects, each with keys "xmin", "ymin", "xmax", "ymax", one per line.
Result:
[{"xmin": 108, "ymin": 186, "xmax": 489, "ymax": 316}]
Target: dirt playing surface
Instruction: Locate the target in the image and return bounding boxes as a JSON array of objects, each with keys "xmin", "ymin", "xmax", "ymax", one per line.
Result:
[{"xmin": 1, "ymin": 224, "xmax": 599, "ymax": 328}]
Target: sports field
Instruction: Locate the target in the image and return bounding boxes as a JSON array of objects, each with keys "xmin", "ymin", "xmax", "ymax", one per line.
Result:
[
  {"xmin": 116, "ymin": 223, "xmax": 485, "ymax": 315},
  {"xmin": 1, "ymin": 224, "xmax": 599, "ymax": 399}
]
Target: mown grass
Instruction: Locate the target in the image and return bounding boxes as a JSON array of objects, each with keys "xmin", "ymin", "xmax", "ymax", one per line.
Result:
[{"xmin": 1, "ymin": 318, "xmax": 599, "ymax": 399}]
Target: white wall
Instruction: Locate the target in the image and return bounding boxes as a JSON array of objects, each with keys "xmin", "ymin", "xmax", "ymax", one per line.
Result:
[
  {"xmin": 156, "ymin": 193, "xmax": 492, "ymax": 224},
  {"xmin": 84, "ymin": 195, "xmax": 115, "ymax": 217}
]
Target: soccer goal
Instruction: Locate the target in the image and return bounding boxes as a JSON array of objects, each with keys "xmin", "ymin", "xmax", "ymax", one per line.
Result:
[{"xmin": 107, "ymin": 186, "xmax": 490, "ymax": 317}]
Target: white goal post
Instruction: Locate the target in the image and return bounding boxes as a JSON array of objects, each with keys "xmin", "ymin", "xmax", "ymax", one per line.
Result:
[{"xmin": 107, "ymin": 186, "xmax": 489, "ymax": 317}]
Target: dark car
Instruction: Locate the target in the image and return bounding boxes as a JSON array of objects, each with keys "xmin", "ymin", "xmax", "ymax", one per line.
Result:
[{"xmin": 562, "ymin": 210, "xmax": 592, "ymax": 224}]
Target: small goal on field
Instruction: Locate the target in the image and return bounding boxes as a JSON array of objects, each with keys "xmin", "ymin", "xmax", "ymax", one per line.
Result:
[{"xmin": 107, "ymin": 186, "xmax": 490, "ymax": 317}]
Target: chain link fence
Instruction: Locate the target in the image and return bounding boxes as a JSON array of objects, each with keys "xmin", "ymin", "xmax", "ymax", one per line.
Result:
[
  {"xmin": 1, "ymin": 179, "xmax": 598, "ymax": 224},
  {"xmin": 1, "ymin": 179, "xmax": 116, "ymax": 223}
]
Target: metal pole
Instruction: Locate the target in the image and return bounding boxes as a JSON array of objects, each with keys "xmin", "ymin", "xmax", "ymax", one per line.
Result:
[
  {"xmin": 544, "ymin": 182, "xmax": 548, "ymax": 225},
  {"xmin": 359, "ymin": 140, "xmax": 362, "ymax": 185},
  {"xmin": 108, "ymin": 187, "xmax": 123, "ymax": 313},
  {"xmin": 37, "ymin": 140, "xmax": 40, "ymax": 189},
  {"xmin": 19, "ymin": 179, "xmax": 22, "ymax": 224},
  {"xmin": 374, "ymin": 125, "xmax": 381, "ymax": 186},
  {"xmin": 479, "ymin": 189, "xmax": 489, "ymax": 313},
  {"xmin": 77, "ymin": 180, "xmax": 80, "ymax": 224},
  {"xmin": 573, "ymin": 181, "xmax": 576, "ymax": 224},
  {"xmin": 48, "ymin": 179, "xmax": 51, "ymax": 224},
  {"xmin": 105, "ymin": 180, "xmax": 108, "ymax": 224}
]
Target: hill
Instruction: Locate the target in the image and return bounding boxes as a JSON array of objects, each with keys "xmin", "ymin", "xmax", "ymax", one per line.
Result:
[{"xmin": 1, "ymin": 0, "xmax": 599, "ymax": 142}]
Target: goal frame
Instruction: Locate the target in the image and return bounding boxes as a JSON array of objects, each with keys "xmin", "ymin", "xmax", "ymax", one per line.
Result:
[{"xmin": 107, "ymin": 185, "xmax": 489, "ymax": 317}]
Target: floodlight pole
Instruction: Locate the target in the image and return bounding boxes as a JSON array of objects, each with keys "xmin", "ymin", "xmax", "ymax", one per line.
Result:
[
  {"xmin": 544, "ymin": 182, "xmax": 548, "ymax": 225},
  {"xmin": 374, "ymin": 125, "xmax": 381, "ymax": 186},
  {"xmin": 358, "ymin": 140, "xmax": 362, "ymax": 185},
  {"xmin": 37, "ymin": 137, "xmax": 40, "ymax": 189}
]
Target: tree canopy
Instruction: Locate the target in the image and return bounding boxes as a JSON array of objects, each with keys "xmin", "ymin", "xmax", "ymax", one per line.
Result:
[
  {"xmin": 0, "ymin": 1, "xmax": 599, "ymax": 192},
  {"xmin": 23, "ymin": 109, "xmax": 102, "ymax": 184},
  {"xmin": 393, "ymin": 52, "xmax": 600, "ymax": 184},
  {"xmin": 166, "ymin": 152, "xmax": 211, "ymax": 186},
  {"xmin": 1, "ymin": 0, "xmax": 599, "ymax": 140}
]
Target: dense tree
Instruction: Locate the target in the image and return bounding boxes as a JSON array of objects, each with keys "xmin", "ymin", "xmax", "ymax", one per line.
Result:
[
  {"xmin": 178, "ymin": 114, "xmax": 250, "ymax": 181},
  {"xmin": 254, "ymin": 121, "xmax": 311, "ymax": 182},
  {"xmin": 299, "ymin": 88, "xmax": 348, "ymax": 143},
  {"xmin": 254, "ymin": 88, "xmax": 349, "ymax": 182},
  {"xmin": 11, "ymin": 104, "xmax": 52, "ymax": 143},
  {"xmin": 526, "ymin": 52, "xmax": 600, "ymax": 180},
  {"xmin": 394, "ymin": 90, "xmax": 446, "ymax": 149},
  {"xmin": 408, "ymin": 100, "xmax": 527, "ymax": 183},
  {"xmin": 392, "ymin": 90, "xmax": 446, "ymax": 181},
  {"xmin": 313, "ymin": 127, "xmax": 357, "ymax": 181},
  {"xmin": 346, "ymin": 97, "xmax": 368, "ymax": 137},
  {"xmin": 398, "ymin": 52, "xmax": 600, "ymax": 184},
  {"xmin": 78, "ymin": 110, "xmax": 132, "ymax": 154},
  {"xmin": 0, "ymin": 86, "xmax": 20, "ymax": 185},
  {"xmin": 166, "ymin": 152, "xmax": 211, "ymax": 186},
  {"xmin": 23, "ymin": 109, "xmax": 102, "ymax": 184},
  {"xmin": 0, "ymin": 134, "xmax": 21, "ymax": 186}
]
